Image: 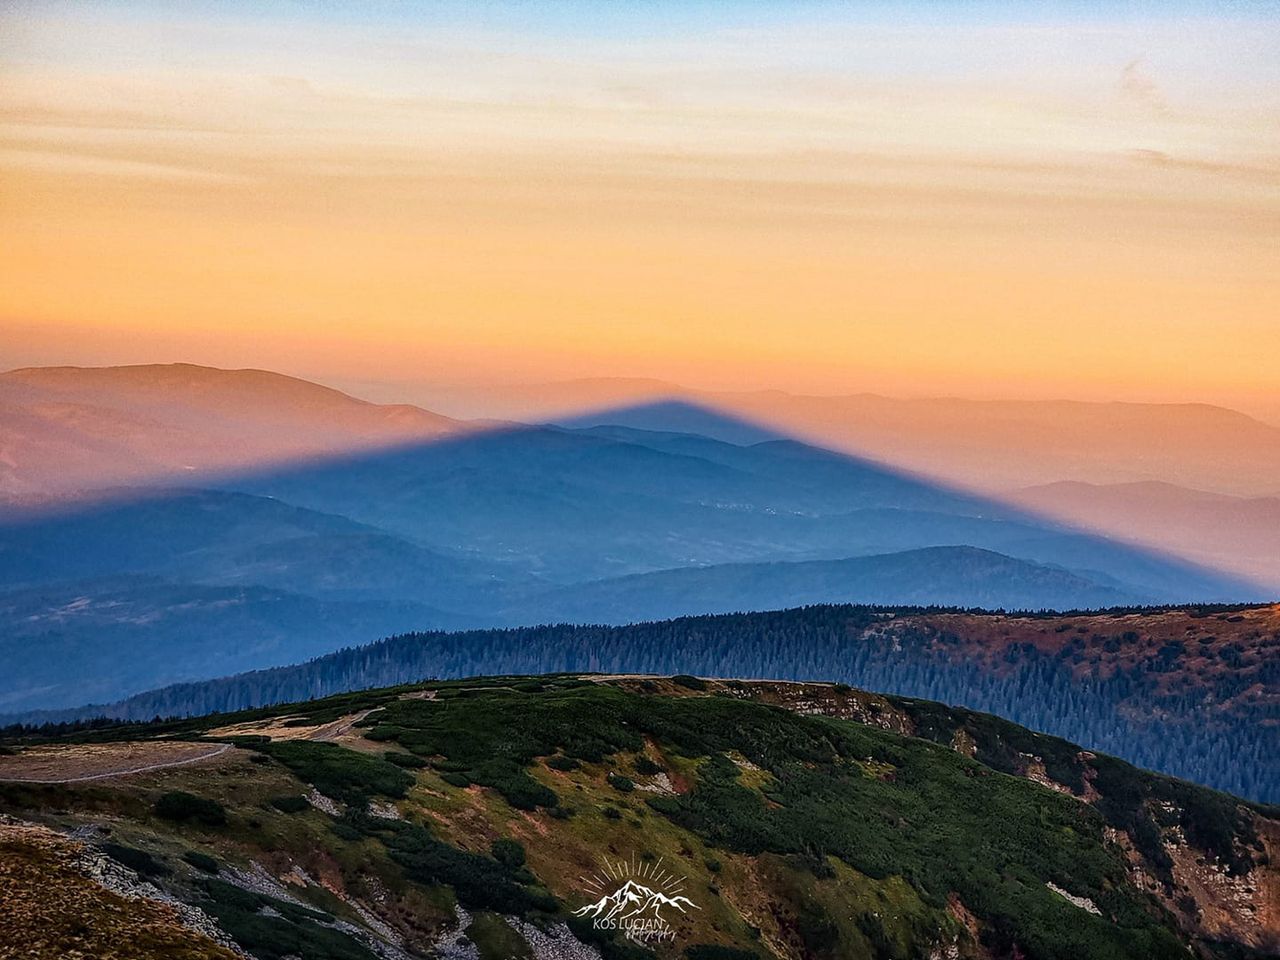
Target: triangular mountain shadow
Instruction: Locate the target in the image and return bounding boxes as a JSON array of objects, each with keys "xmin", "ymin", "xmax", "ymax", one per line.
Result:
[
  {"xmin": 0, "ymin": 396, "xmax": 1268, "ymax": 712},
  {"xmin": 551, "ymin": 398, "xmax": 787, "ymax": 446}
]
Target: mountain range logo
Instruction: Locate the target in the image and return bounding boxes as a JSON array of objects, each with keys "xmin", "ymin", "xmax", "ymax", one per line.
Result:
[{"xmin": 574, "ymin": 856, "xmax": 699, "ymax": 942}]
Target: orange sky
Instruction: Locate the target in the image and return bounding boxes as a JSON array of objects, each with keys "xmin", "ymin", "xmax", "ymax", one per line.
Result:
[{"xmin": 2, "ymin": 3, "xmax": 1278, "ymax": 417}]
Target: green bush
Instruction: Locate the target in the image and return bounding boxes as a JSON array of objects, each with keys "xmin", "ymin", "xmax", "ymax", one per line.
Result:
[
  {"xmin": 635, "ymin": 756, "xmax": 662, "ymax": 775},
  {"xmin": 182, "ymin": 850, "xmax": 220, "ymax": 874},
  {"xmin": 672, "ymin": 675, "xmax": 707, "ymax": 691},
  {"xmin": 385, "ymin": 822, "xmax": 554, "ymax": 916},
  {"xmin": 545, "ymin": 755, "xmax": 580, "ymax": 771},
  {"xmin": 201, "ymin": 878, "xmax": 373, "ymax": 960},
  {"xmin": 330, "ymin": 821, "xmax": 362, "ymax": 841},
  {"xmin": 608, "ymin": 773, "xmax": 635, "ymax": 793},
  {"xmin": 441, "ymin": 771, "xmax": 471, "ymax": 788},
  {"xmin": 102, "ymin": 843, "xmax": 170, "ymax": 877},
  {"xmin": 154, "ymin": 791, "xmax": 227, "ymax": 826},
  {"xmin": 257, "ymin": 741, "xmax": 412, "ymax": 805},
  {"xmin": 270, "ymin": 794, "xmax": 311, "ymax": 814},
  {"xmin": 383, "ymin": 751, "xmax": 427, "ymax": 768},
  {"xmin": 491, "ymin": 838, "xmax": 527, "ymax": 869}
]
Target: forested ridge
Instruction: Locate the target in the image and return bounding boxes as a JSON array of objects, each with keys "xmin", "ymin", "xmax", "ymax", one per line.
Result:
[{"xmin": 11, "ymin": 603, "xmax": 1274, "ymax": 803}]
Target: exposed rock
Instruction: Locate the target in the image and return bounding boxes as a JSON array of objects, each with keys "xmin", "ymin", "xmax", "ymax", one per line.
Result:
[
  {"xmin": 1046, "ymin": 881, "xmax": 1101, "ymax": 915},
  {"xmin": 306, "ymin": 788, "xmax": 343, "ymax": 816},
  {"xmin": 506, "ymin": 917, "xmax": 603, "ymax": 960},
  {"xmin": 431, "ymin": 904, "xmax": 480, "ymax": 960},
  {"xmin": 367, "ymin": 798, "xmax": 403, "ymax": 820},
  {"xmin": 635, "ymin": 772, "xmax": 676, "ymax": 795}
]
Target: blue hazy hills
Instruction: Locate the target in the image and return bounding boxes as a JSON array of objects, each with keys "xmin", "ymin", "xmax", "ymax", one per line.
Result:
[{"xmin": 0, "ymin": 402, "xmax": 1261, "ymax": 712}]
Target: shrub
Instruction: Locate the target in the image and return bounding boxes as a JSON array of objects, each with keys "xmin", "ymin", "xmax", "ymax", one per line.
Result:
[
  {"xmin": 258, "ymin": 741, "xmax": 412, "ymax": 804},
  {"xmin": 330, "ymin": 821, "xmax": 363, "ymax": 841},
  {"xmin": 102, "ymin": 843, "xmax": 170, "ymax": 877},
  {"xmin": 201, "ymin": 878, "xmax": 371, "ymax": 960},
  {"xmin": 608, "ymin": 773, "xmax": 635, "ymax": 793},
  {"xmin": 383, "ymin": 751, "xmax": 427, "ymax": 769},
  {"xmin": 602, "ymin": 806, "xmax": 623, "ymax": 820},
  {"xmin": 672, "ymin": 675, "xmax": 707, "ymax": 691},
  {"xmin": 441, "ymin": 772, "xmax": 471, "ymax": 788},
  {"xmin": 270, "ymin": 795, "xmax": 311, "ymax": 814},
  {"xmin": 154, "ymin": 791, "xmax": 227, "ymax": 827},
  {"xmin": 386, "ymin": 823, "xmax": 554, "ymax": 915},
  {"xmin": 491, "ymin": 838, "xmax": 526, "ymax": 869},
  {"xmin": 182, "ymin": 850, "xmax": 220, "ymax": 874},
  {"xmin": 545, "ymin": 755, "xmax": 580, "ymax": 771},
  {"xmin": 635, "ymin": 756, "xmax": 662, "ymax": 775}
]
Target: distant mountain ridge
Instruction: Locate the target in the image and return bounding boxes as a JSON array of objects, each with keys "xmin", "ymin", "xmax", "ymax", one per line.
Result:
[
  {"xmin": 1008, "ymin": 480, "xmax": 1280, "ymax": 589},
  {"xmin": 414, "ymin": 377, "xmax": 1280, "ymax": 497},
  {"xmin": 0, "ymin": 363, "xmax": 466, "ymax": 498},
  {"xmin": 515, "ymin": 545, "xmax": 1146, "ymax": 624},
  {"xmin": 0, "ymin": 363, "xmax": 1271, "ymax": 714}
]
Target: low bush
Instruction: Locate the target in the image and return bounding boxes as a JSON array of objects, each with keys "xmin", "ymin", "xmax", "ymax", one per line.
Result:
[
  {"xmin": 102, "ymin": 843, "xmax": 170, "ymax": 877},
  {"xmin": 182, "ymin": 850, "xmax": 220, "ymax": 874},
  {"xmin": 257, "ymin": 741, "xmax": 412, "ymax": 805},
  {"xmin": 154, "ymin": 791, "xmax": 227, "ymax": 827},
  {"xmin": 672, "ymin": 675, "xmax": 707, "ymax": 691},
  {"xmin": 383, "ymin": 751, "xmax": 427, "ymax": 768},
  {"xmin": 270, "ymin": 795, "xmax": 310, "ymax": 814},
  {"xmin": 608, "ymin": 773, "xmax": 635, "ymax": 793},
  {"xmin": 491, "ymin": 838, "xmax": 526, "ymax": 870}
]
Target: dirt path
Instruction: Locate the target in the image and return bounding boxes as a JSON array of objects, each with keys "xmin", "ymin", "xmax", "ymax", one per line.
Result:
[
  {"xmin": 308, "ymin": 708, "xmax": 379, "ymax": 742},
  {"xmin": 0, "ymin": 742, "xmax": 233, "ymax": 785}
]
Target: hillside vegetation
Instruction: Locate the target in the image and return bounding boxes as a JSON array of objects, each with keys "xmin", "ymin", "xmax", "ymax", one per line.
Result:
[
  {"xmin": 22, "ymin": 604, "xmax": 1276, "ymax": 804},
  {"xmin": 1, "ymin": 675, "xmax": 1276, "ymax": 960}
]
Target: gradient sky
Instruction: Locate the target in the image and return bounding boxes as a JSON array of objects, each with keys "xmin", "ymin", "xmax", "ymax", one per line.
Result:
[{"xmin": 2, "ymin": 1, "xmax": 1278, "ymax": 415}]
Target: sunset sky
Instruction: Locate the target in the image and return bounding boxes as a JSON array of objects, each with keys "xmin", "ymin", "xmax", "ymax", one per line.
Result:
[{"xmin": 2, "ymin": 1, "xmax": 1278, "ymax": 417}]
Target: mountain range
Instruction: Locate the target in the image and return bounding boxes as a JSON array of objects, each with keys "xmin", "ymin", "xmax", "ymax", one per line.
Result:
[
  {"xmin": 0, "ymin": 364, "xmax": 1273, "ymax": 712},
  {"xmin": 392, "ymin": 376, "xmax": 1280, "ymax": 496}
]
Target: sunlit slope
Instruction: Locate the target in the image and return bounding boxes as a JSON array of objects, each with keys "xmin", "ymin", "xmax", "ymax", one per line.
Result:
[{"xmin": 1, "ymin": 676, "xmax": 1275, "ymax": 959}]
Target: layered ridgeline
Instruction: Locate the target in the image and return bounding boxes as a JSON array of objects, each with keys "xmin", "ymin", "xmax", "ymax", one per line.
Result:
[
  {"xmin": 16, "ymin": 604, "xmax": 1278, "ymax": 805},
  {"xmin": 0, "ymin": 676, "xmax": 1275, "ymax": 960},
  {"xmin": 1, "ymin": 376, "xmax": 1266, "ymax": 712}
]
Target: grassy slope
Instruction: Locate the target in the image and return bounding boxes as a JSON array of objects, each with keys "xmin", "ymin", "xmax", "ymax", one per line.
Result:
[{"xmin": 0, "ymin": 675, "xmax": 1275, "ymax": 960}]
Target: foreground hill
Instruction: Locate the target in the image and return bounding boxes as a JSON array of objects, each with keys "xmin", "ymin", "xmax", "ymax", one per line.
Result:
[
  {"xmin": 0, "ymin": 676, "xmax": 1275, "ymax": 960},
  {"xmin": 20, "ymin": 604, "xmax": 1277, "ymax": 804}
]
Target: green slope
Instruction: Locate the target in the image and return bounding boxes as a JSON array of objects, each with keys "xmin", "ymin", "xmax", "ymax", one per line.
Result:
[{"xmin": 0, "ymin": 675, "xmax": 1274, "ymax": 960}]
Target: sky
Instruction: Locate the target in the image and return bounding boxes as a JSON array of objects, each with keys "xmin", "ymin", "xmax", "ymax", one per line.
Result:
[{"xmin": 2, "ymin": 1, "xmax": 1278, "ymax": 416}]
